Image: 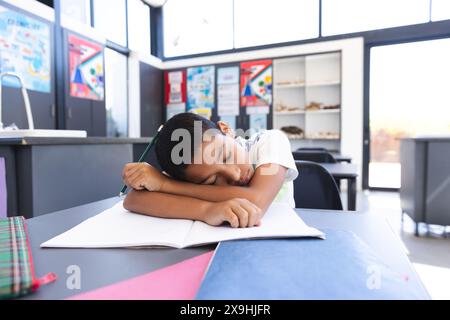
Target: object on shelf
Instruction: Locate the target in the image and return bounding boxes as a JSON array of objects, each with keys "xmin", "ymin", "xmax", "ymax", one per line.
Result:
[
  {"xmin": 305, "ymin": 101, "xmax": 322, "ymax": 111},
  {"xmin": 305, "ymin": 102, "xmax": 341, "ymax": 112},
  {"xmin": 306, "ymin": 132, "xmax": 340, "ymax": 140},
  {"xmin": 280, "ymin": 126, "xmax": 304, "ymax": 139},
  {"xmin": 275, "ymin": 103, "xmax": 303, "ymax": 113}
]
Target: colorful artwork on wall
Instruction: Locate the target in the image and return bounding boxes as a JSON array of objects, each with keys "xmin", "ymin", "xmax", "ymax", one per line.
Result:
[
  {"xmin": 187, "ymin": 66, "xmax": 215, "ymax": 110},
  {"xmin": 68, "ymin": 34, "xmax": 104, "ymax": 101},
  {"xmin": 0, "ymin": 5, "xmax": 51, "ymax": 93},
  {"xmin": 240, "ymin": 60, "xmax": 272, "ymax": 109},
  {"xmin": 165, "ymin": 70, "xmax": 186, "ymax": 104}
]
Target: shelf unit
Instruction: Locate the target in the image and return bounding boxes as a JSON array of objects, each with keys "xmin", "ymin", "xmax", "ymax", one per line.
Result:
[{"xmin": 273, "ymin": 52, "xmax": 341, "ymax": 152}]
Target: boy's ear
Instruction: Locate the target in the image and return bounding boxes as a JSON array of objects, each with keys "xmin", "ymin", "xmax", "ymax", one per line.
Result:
[{"xmin": 217, "ymin": 121, "xmax": 235, "ymax": 138}]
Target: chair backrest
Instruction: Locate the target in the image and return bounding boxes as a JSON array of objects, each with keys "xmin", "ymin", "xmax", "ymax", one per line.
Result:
[
  {"xmin": 293, "ymin": 161, "xmax": 343, "ymax": 210},
  {"xmin": 292, "ymin": 150, "xmax": 337, "ymax": 163},
  {"xmin": 297, "ymin": 147, "xmax": 327, "ymax": 152}
]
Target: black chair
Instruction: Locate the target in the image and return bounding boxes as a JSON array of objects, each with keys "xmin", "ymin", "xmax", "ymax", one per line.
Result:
[
  {"xmin": 293, "ymin": 161, "xmax": 343, "ymax": 210},
  {"xmin": 292, "ymin": 150, "xmax": 337, "ymax": 163}
]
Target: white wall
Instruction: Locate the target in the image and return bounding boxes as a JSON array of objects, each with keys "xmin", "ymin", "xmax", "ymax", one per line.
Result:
[
  {"xmin": 160, "ymin": 38, "xmax": 365, "ymax": 189},
  {"xmin": 4, "ymin": 0, "xmax": 54, "ymax": 21}
]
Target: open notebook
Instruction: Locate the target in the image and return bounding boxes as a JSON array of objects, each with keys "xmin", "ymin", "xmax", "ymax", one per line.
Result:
[{"xmin": 41, "ymin": 201, "xmax": 325, "ymax": 249}]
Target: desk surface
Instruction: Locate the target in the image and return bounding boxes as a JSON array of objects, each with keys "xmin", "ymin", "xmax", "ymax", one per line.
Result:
[
  {"xmin": 320, "ymin": 163, "xmax": 358, "ymax": 178},
  {"xmin": 0, "ymin": 137, "xmax": 152, "ymax": 146},
  {"xmin": 23, "ymin": 197, "xmax": 427, "ymax": 300}
]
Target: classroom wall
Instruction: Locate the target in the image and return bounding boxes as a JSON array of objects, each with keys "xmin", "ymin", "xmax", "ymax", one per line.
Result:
[
  {"xmin": 161, "ymin": 38, "xmax": 365, "ymax": 189},
  {"xmin": 139, "ymin": 62, "xmax": 163, "ymax": 137}
]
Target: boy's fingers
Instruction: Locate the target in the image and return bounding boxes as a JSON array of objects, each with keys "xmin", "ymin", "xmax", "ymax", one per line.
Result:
[
  {"xmin": 239, "ymin": 201, "xmax": 260, "ymax": 227},
  {"xmin": 126, "ymin": 168, "xmax": 144, "ymax": 185},
  {"xmin": 224, "ymin": 211, "xmax": 239, "ymax": 228},
  {"xmin": 124, "ymin": 163, "xmax": 142, "ymax": 178},
  {"xmin": 232, "ymin": 205, "xmax": 249, "ymax": 228},
  {"xmin": 127, "ymin": 173, "xmax": 145, "ymax": 190}
]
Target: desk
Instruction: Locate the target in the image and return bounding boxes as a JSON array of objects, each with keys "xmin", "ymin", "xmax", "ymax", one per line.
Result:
[
  {"xmin": 0, "ymin": 137, "xmax": 157, "ymax": 218},
  {"xmin": 319, "ymin": 163, "xmax": 358, "ymax": 211},
  {"xmin": 22, "ymin": 197, "xmax": 428, "ymax": 300}
]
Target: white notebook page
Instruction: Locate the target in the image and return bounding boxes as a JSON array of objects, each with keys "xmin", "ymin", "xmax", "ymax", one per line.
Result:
[
  {"xmin": 41, "ymin": 201, "xmax": 194, "ymax": 248},
  {"xmin": 183, "ymin": 202, "xmax": 324, "ymax": 247}
]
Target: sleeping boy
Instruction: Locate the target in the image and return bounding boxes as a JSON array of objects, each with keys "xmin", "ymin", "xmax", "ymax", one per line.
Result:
[{"xmin": 122, "ymin": 112, "xmax": 298, "ymax": 228}]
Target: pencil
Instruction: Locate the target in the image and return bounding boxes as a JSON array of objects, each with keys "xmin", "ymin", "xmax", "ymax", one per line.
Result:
[{"xmin": 119, "ymin": 125, "xmax": 164, "ymax": 197}]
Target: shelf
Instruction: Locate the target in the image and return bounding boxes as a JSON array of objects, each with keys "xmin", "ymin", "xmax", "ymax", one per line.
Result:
[
  {"xmin": 305, "ymin": 109, "xmax": 340, "ymax": 114},
  {"xmin": 304, "ymin": 136, "xmax": 340, "ymax": 140},
  {"xmin": 306, "ymin": 80, "xmax": 340, "ymax": 87},
  {"xmin": 275, "ymin": 110, "xmax": 305, "ymax": 115},
  {"xmin": 274, "ymin": 83, "xmax": 305, "ymax": 89}
]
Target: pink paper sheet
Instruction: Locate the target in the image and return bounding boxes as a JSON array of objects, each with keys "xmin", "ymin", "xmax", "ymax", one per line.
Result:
[{"xmin": 67, "ymin": 251, "xmax": 213, "ymax": 300}]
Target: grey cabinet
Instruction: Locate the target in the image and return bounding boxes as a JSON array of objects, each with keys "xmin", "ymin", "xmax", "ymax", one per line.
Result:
[{"xmin": 400, "ymin": 137, "xmax": 450, "ymax": 232}]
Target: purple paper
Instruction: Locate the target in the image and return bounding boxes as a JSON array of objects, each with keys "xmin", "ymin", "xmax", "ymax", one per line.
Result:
[{"xmin": 0, "ymin": 157, "xmax": 6, "ymax": 218}]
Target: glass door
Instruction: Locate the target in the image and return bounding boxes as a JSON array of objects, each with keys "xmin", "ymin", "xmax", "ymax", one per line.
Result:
[{"xmin": 369, "ymin": 38, "xmax": 450, "ymax": 188}]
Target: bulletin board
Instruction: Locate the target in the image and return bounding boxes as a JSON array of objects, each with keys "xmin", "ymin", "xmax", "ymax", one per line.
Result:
[
  {"xmin": 187, "ymin": 66, "xmax": 215, "ymax": 111},
  {"xmin": 0, "ymin": 4, "xmax": 51, "ymax": 93}
]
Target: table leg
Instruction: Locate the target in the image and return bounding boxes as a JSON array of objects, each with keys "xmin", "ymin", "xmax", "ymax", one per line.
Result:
[{"xmin": 347, "ymin": 178, "xmax": 357, "ymax": 211}]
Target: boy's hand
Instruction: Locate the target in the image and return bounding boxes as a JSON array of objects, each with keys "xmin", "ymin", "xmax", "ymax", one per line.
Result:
[
  {"xmin": 122, "ymin": 162, "xmax": 167, "ymax": 192},
  {"xmin": 203, "ymin": 198, "xmax": 262, "ymax": 228}
]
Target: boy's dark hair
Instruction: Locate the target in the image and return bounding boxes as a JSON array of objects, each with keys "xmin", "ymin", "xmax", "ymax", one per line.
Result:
[{"xmin": 155, "ymin": 112, "xmax": 220, "ymax": 180}]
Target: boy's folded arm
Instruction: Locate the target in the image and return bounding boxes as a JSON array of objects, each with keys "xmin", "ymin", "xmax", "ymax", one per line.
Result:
[
  {"xmin": 162, "ymin": 163, "xmax": 287, "ymax": 213},
  {"xmin": 123, "ymin": 189, "xmax": 210, "ymax": 221}
]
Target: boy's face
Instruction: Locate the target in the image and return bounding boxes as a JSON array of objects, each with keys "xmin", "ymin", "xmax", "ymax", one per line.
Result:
[{"xmin": 184, "ymin": 122, "xmax": 255, "ymax": 186}]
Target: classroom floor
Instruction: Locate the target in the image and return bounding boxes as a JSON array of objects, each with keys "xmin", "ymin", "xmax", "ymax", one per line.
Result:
[{"xmin": 350, "ymin": 190, "xmax": 450, "ymax": 300}]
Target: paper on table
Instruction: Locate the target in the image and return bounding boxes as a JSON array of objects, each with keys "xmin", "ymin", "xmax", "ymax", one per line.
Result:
[
  {"xmin": 67, "ymin": 251, "xmax": 214, "ymax": 300},
  {"xmin": 41, "ymin": 201, "xmax": 324, "ymax": 249}
]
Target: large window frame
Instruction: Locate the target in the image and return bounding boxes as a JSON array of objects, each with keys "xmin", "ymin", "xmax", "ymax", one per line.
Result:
[{"xmin": 158, "ymin": 0, "xmax": 450, "ymax": 61}]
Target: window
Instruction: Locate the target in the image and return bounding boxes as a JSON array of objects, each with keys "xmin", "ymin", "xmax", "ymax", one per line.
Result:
[
  {"xmin": 163, "ymin": 0, "xmax": 233, "ymax": 57},
  {"xmin": 234, "ymin": 0, "xmax": 319, "ymax": 48},
  {"xmin": 322, "ymin": 0, "xmax": 430, "ymax": 36},
  {"xmin": 105, "ymin": 48, "xmax": 128, "ymax": 137},
  {"xmin": 93, "ymin": 0, "xmax": 127, "ymax": 46},
  {"xmin": 369, "ymin": 38, "xmax": 450, "ymax": 188},
  {"xmin": 60, "ymin": 0, "xmax": 91, "ymax": 25},
  {"xmin": 431, "ymin": 0, "xmax": 450, "ymax": 21},
  {"xmin": 127, "ymin": 0, "xmax": 151, "ymax": 54}
]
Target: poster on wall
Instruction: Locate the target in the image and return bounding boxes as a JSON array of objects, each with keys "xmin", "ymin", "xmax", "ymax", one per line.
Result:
[
  {"xmin": 189, "ymin": 107, "xmax": 212, "ymax": 120},
  {"xmin": 217, "ymin": 67, "xmax": 239, "ymax": 116},
  {"xmin": 0, "ymin": 5, "xmax": 51, "ymax": 93},
  {"xmin": 165, "ymin": 70, "xmax": 186, "ymax": 104},
  {"xmin": 187, "ymin": 66, "xmax": 215, "ymax": 110},
  {"xmin": 166, "ymin": 103, "xmax": 185, "ymax": 120},
  {"xmin": 68, "ymin": 33, "xmax": 105, "ymax": 101},
  {"xmin": 220, "ymin": 115, "xmax": 236, "ymax": 131},
  {"xmin": 240, "ymin": 60, "xmax": 272, "ymax": 113},
  {"xmin": 249, "ymin": 114, "xmax": 267, "ymax": 133}
]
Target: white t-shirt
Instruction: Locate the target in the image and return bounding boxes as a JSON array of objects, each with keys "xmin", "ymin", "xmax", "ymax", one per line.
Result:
[{"xmin": 235, "ymin": 130, "xmax": 298, "ymax": 208}]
